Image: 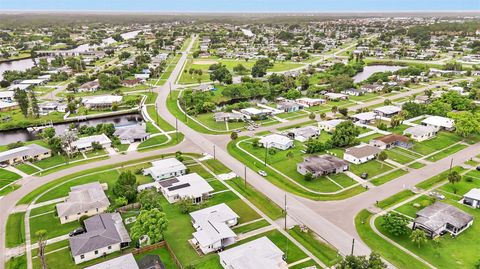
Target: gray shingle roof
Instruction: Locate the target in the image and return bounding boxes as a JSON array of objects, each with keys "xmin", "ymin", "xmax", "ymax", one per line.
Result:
[
  {"xmin": 69, "ymin": 213, "xmax": 131, "ymax": 256},
  {"xmin": 415, "ymin": 202, "xmax": 473, "ymax": 232}
]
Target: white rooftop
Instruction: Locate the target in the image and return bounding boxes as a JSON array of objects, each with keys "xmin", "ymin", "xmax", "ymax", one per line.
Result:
[
  {"xmin": 464, "ymin": 188, "xmax": 480, "ymax": 200},
  {"xmin": 352, "ymin": 111, "xmax": 377, "ymax": 121},
  {"xmin": 84, "ymin": 254, "xmax": 139, "ymax": 269},
  {"xmin": 259, "ymin": 134, "xmax": 293, "ymax": 146},
  {"xmin": 421, "ymin": 116, "xmax": 455, "ymax": 129},
  {"xmin": 147, "ymin": 158, "xmax": 187, "ymax": 178},
  {"xmin": 219, "ymin": 237, "xmax": 287, "ymax": 269},
  {"xmin": 83, "ymin": 95, "xmax": 123, "ymax": 105},
  {"xmin": 374, "ymin": 105, "xmax": 401, "ymax": 115},
  {"xmin": 162, "ymin": 173, "xmax": 214, "ymax": 199},
  {"xmin": 72, "ymin": 134, "xmax": 112, "ymax": 149}
]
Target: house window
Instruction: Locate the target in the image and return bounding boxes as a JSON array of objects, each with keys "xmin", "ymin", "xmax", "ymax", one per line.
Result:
[
  {"xmin": 96, "ymin": 208, "xmax": 99, "ymax": 212},
  {"xmin": 108, "ymin": 246, "xmax": 112, "ymax": 250},
  {"xmin": 85, "ymin": 211, "xmax": 88, "ymax": 213},
  {"xmin": 80, "ymin": 255, "xmax": 84, "ymax": 259},
  {"xmin": 77, "ymin": 212, "xmax": 81, "ymax": 215},
  {"xmin": 94, "ymin": 250, "xmax": 98, "ymax": 255},
  {"xmin": 65, "ymin": 216, "xmax": 68, "ymax": 220}
]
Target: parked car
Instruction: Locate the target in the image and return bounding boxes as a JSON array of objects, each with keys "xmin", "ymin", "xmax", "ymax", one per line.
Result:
[
  {"xmin": 429, "ymin": 191, "xmax": 445, "ymax": 200},
  {"xmin": 360, "ymin": 172, "xmax": 368, "ymax": 179},
  {"xmin": 476, "ymin": 166, "xmax": 480, "ymax": 171},
  {"xmin": 69, "ymin": 227, "xmax": 85, "ymax": 237},
  {"xmin": 258, "ymin": 170, "xmax": 267, "ymax": 177},
  {"xmin": 0, "ymin": 163, "xmax": 7, "ymax": 168}
]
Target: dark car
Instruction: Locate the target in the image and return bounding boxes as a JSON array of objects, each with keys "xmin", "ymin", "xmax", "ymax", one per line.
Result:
[
  {"xmin": 476, "ymin": 166, "xmax": 480, "ymax": 171},
  {"xmin": 360, "ymin": 172, "xmax": 368, "ymax": 179},
  {"xmin": 69, "ymin": 227, "xmax": 85, "ymax": 237}
]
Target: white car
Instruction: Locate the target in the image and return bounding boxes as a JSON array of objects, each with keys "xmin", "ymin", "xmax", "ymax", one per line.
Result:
[{"xmin": 258, "ymin": 170, "xmax": 267, "ymax": 177}]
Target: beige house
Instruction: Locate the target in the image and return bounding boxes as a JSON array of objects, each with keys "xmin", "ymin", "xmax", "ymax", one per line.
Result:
[
  {"xmin": 0, "ymin": 144, "xmax": 51, "ymax": 165},
  {"xmin": 56, "ymin": 182, "xmax": 110, "ymax": 224}
]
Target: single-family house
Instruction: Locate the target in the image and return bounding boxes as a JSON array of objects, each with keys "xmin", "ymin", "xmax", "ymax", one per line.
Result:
[
  {"xmin": 56, "ymin": 182, "xmax": 110, "ymax": 224},
  {"xmin": 197, "ymin": 84, "xmax": 215, "ymax": 92},
  {"xmin": 0, "ymin": 91, "xmax": 14, "ymax": 102},
  {"xmin": 297, "ymin": 155, "xmax": 349, "ymax": 178},
  {"xmin": 404, "ymin": 125, "xmax": 438, "ymax": 142},
  {"xmin": 318, "ymin": 119, "xmax": 345, "ymax": 133},
  {"xmin": 277, "ymin": 101, "xmax": 303, "ymax": 113},
  {"xmin": 351, "ymin": 112, "xmax": 377, "ymax": 124},
  {"xmin": 240, "ymin": 108, "xmax": 272, "ymax": 120},
  {"xmin": 114, "ymin": 124, "xmax": 150, "ymax": 144},
  {"xmin": 361, "ymin": 84, "xmax": 383, "ymax": 93},
  {"xmin": 287, "ymin": 126, "xmax": 320, "ymax": 142},
  {"xmin": 190, "ymin": 203, "xmax": 239, "ymax": 254},
  {"xmin": 38, "ymin": 101, "xmax": 59, "ymax": 115},
  {"xmin": 143, "ymin": 158, "xmax": 187, "ymax": 181},
  {"xmin": 69, "ymin": 213, "xmax": 131, "ymax": 264},
  {"xmin": 259, "ymin": 134, "xmax": 294, "ymax": 150},
  {"xmin": 373, "ymin": 105, "xmax": 402, "ymax": 118},
  {"xmin": 79, "ymin": 80, "xmax": 100, "ymax": 92},
  {"xmin": 158, "ymin": 173, "xmax": 214, "ymax": 204},
  {"xmin": 342, "ymin": 88, "xmax": 366, "ymax": 96},
  {"xmin": 71, "ymin": 134, "xmax": 112, "ymax": 152},
  {"xmin": 84, "ymin": 254, "xmax": 139, "ymax": 269},
  {"xmin": 421, "ymin": 116, "xmax": 455, "ymax": 131},
  {"xmin": 343, "ymin": 144, "xmax": 382, "ymax": 164},
  {"xmin": 413, "ymin": 202, "xmax": 473, "ymax": 238},
  {"xmin": 0, "ymin": 144, "xmax": 51, "ymax": 165},
  {"xmin": 295, "ymin": 97, "xmax": 326, "ymax": 107},
  {"xmin": 83, "ymin": 95, "xmax": 123, "ymax": 109},
  {"xmin": 134, "ymin": 74, "xmax": 150, "ymax": 80},
  {"xmin": 463, "ymin": 188, "xmax": 480, "ymax": 208},
  {"xmin": 369, "ymin": 134, "xmax": 412, "ymax": 149},
  {"xmin": 213, "ymin": 112, "xmax": 246, "ymax": 122},
  {"xmin": 218, "ymin": 237, "xmax": 288, "ymax": 269},
  {"xmin": 324, "ymin": 92, "xmax": 348, "ymax": 100}
]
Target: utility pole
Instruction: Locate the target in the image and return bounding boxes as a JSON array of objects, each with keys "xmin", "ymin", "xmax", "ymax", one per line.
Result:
[
  {"xmin": 169, "ymin": 82, "xmax": 172, "ymax": 100},
  {"xmin": 284, "ymin": 193, "xmax": 287, "ymax": 230},
  {"xmin": 175, "ymin": 118, "xmax": 178, "ymax": 142},
  {"xmin": 264, "ymin": 142, "xmax": 268, "ymax": 166},
  {"xmin": 244, "ymin": 165, "xmax": 247, "ymax": 189},
  {"xmin": 155, "ymin": 103, "xmax": 158, "ymax": 125},
  {"xmin": 213, "ymin": 145, "xmax": 216, "ymax": 160},
  {"xmin": 184, "ymin": 99, "xmax": 187, "ymax": 123},
  {"xmin": 351, "ymin": 238, "xmax": 355, "ymax": 256},
  {"xmin": 449, "ymin": 158, "xmax": 454, "ymax": 172}
]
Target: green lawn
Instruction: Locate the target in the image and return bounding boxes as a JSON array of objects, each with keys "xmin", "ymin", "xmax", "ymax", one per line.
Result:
[
  {"xmin": 146, "ymin": 105, "xmax": 175, "ymax": 132},
  {"xmin": 385, "ymin": 149, "xmax": 416, "ymax": 164},
  {"xmin": 415, "ymin": 166, "xmax": 465, "ymax": 190},
  {"xmin": 425, "ymin": 144, "xmax": 468, "ymax": 162},
  {"xmin": 355, "ymin": 210, "xmax": 430, "ymax": 269},
  {"xmin": 349, "ymin": 160, "xmax": 394, "ymax": 178},
  {"xmin": 6, "ymin": 212, "xmax": 26, "ymax": 248},
  {"xmin": 288, "ymin": 226, "xmax": 341, "ymax": 267},
  {"xmin": 408, "ymin": 162, "xmax": 426, "ymax": 169},
  {"xmin": 5, "ymin": 254, "xmax": 26, "ymax": 269},
  {"xmin": 411, "ymin": 132, "xmax": 462, "ymax": 156},
  {"xmin": 370, "ymin": 169, "xmax": 408, "ymax": 186},
  {"xmin": 394, "ymin": 195, "xmax": 434, "ymax": 218},
  {"xmin": 14, "ymin": 164, "xmax": 39, "ymax": 175},
  {"xmin": 0, "ymin": 168, "xmax": 21, "ymax": 181},
  {"xmin": 232, "ymin": 219, "xmax": 270, "ymax": 234},
  {"xmin": 137, "ymin": 135, "xmax": 169, "ymax": 149},
  {"xmin": 376, "ymin": 190, "xmax": 416, "ymax": 210},
  {"xmin": 134, "ymin": 247, "xmax": 180, "ymax": 269},
  {"xmin": 29, "ymin": 212, "xmax": 81, "ymax": 243},
  {"xmin": 33, "ymin": 154, "xmax": 83, "ymax": 170},
  {"xmin": 202, "ymin": 159, "xmax": 231, "ymax": 174}
]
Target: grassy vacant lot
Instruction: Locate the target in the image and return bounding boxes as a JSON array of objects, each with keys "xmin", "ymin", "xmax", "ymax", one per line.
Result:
[
  {"xmin": 370, "ymin": 169, "xmax": 408, "ymax": 186},
  {"xmin": 137, "ymin": 133, "xmax": 184, "ymax": 152},
  {"xmin": 146, "ymin": 105, "xmax": 175, "ymax": 132},
  {"xmin": 138, "ymin": 135, "xmax": 169, "ymax": 148},
  {"xmin": 202, "ymin": 159, "xmax": 231, "ymax": 174},
  {"xmin": 6, "ymin": 212, "xmax": 26, "ymax": 248},
  {"xmin": 376, "ymin": 190, "xmax": 416, "ymax": 210},
  {"xmin": 0, "ymin": 168, "xmax": 21, "ymax": 181},
  {"xmin": 232, "ymin": 219, "xmax": 271, "ymax": 234},
  {"xmin": 288, "ymin": 226, "xmax": 341, "ymax": 267}
]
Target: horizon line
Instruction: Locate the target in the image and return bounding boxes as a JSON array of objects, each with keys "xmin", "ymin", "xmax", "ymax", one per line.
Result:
[{"xmin": 1, "ymin": 10, "xmax": 480, "ymax": 14}]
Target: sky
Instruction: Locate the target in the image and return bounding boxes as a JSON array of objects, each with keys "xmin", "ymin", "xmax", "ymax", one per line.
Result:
[{"xmin": 1, "ymin": 0, "xmax": 479, "ymax": 12}]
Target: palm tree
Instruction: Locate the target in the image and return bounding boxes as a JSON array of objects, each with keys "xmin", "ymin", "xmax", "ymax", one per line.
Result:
[
  {"xmin": 410, "ymin": 229, "xmax": 428, "ymax": 248},
  {"xmin": 331, "ymin": 106, "xmax": 338, "ymax": 115},
  {"xmin": 378, "ymin": 151, "xmax": 388, "ymax": 168},
  {"xmin": 448, "ymin": 170, "xmax": 462, "ymax": 194}
]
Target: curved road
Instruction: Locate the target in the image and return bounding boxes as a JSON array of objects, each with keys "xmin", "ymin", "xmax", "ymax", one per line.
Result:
[{"xmin": 1, "ymin": 34, "xmax": 478, "ymax": 269}]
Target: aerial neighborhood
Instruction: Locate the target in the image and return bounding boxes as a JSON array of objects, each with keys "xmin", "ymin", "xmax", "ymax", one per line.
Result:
[{"xmin": 1, "ymin": 8, "xmax": 480, "ymax": 269}]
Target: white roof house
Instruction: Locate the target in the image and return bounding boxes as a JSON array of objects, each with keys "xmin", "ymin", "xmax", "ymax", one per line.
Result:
[
  {"xmin": 71, "ymin": 134, "xmax": 112, "ymax": 151},
  {"xmin": 351, "ymin": 112, "xmax": 377, "ymax": 123},
  {"xmin": 0, "ymin": 144, "xmax": 51, "ymax": 165},
  {"xmin": 83, "ymin": 95, "xmax": 123, "ymax": 108},
  {"xmin": 344, "ymin": 144, "xmax": 381, "ymax": 164},
  {"xmin": 19, "ymin": 79, "xmax": 47, "ymax": 85},
  {"xmin": 373, "ymin": 105, "xmax": 401, "ymax": 117},
  {"xmin": 190, "ymin": 203, "xmax": 239, "ymax": 254},
  {"xmin": 84, "ymin": 253, "xmax": 139, "ymax": 269},
  {"xmin": 56, "ymin": 182, "xmax": 110, "ymax": 224},
  {"xmin": 318, "ymin": 119, "xmax": 345, "ymax": 133},
  {"xmin": 159, "ymin": 173, "xmax": 214, "ymax": 204},
  {"xmin": 463, "ymin": 188, "xmax": 480, "ymax": 208},
  {"xmin": 218, "ymin": 237, "xmax": 288, "ymax": 269},
  {"xmin": 114, "ymin": 124, "xmax": 150, "ymax": 144},
  {"xmin": 404, "ymin": 125, "xmax": 438, "ymax": 142},
  {"xmin": 324, "ymin": 92, "xmax": 348, "ymax": 100},
  {"xmin": 259, "ymin": 134, "xmax": 293, "ymax": 150},
  {"xmin": 295, "ymin": 97, "xmax": 326, "ymax": 107},
  {"xmin": 0, "ymin": 91, "xmax": 14, "ymax": 102},
  {"xmin": 421, "ymin": 116, "xmax": 455, "ymax": 131},
  {"xmin": 143, "ymin": 158, "xmax": 187, "ymax": 181}
]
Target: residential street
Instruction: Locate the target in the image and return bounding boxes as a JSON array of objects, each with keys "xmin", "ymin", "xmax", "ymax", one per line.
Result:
[{"xmin": 0, "ymin": 34, "xmax": 478, "ymax": 269}]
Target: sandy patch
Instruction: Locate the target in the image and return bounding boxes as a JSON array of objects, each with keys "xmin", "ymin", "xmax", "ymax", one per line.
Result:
[{"xmin": 193, "ymin": 60, "xmax": 219, "ymax": 65}]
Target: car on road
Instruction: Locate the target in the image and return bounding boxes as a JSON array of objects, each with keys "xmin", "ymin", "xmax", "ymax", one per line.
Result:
[
  {"xmin": 258, "ymin": 170, "xmax": 267, "ymax": 177},
  {"xmin": 69, "ymin": 227, "xmax": 85, "ymax": 237}
]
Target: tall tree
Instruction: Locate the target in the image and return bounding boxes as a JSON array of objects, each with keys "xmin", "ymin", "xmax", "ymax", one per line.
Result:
[
  {"xmin": 410, "ymin": 229, "xmax": 428, "ymax": 248},
  {"xmin": 331, "ymin": 121, "xmax": 360, "ymax": 147},
  {"xmin": 447, "ymin": 170, "xmax": 462, "ymax": 194},
  {"xmin": 338, "ymin": 252, "xmax": 387, "ymax": 269},
  {"xmin": 113, "ymin": 171, "xmax": 138, "ymax": 202},
  {"xmin": 36, "ymin": 230, "xmax": 48, "ymax": 269},
  {"xmin": 14, "ymin": 88, "xmax": 29, "ymax": 117},
  {"xmin": 130, "ymin": 209, "xmax": 168, "ymax": 244},
  {"xmin": 381, "ymin": 213, "xmax": 409, "ymax": 236}
]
